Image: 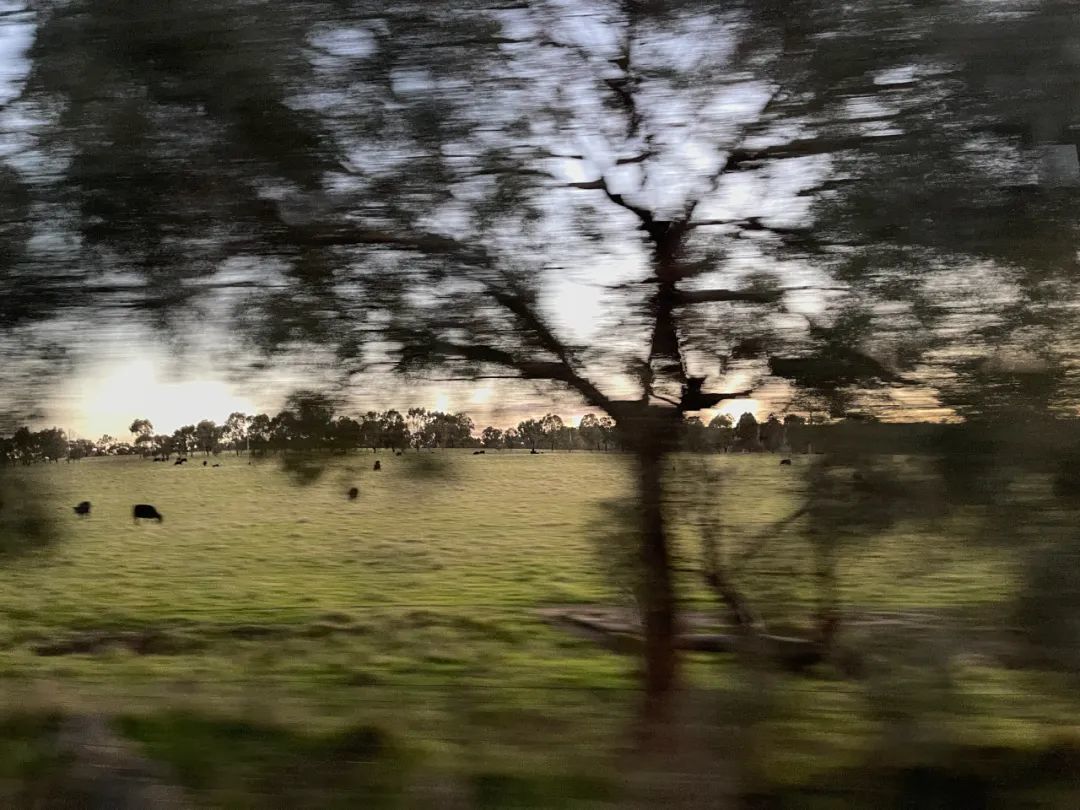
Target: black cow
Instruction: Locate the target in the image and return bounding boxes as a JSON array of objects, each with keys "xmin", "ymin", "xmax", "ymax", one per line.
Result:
[
  {"xmin": 373, "ymin": 460, "xmax": 381, "ymax": 471},
  {"xmin": 202, "ymin": 460, "xmax": 208, "ymax": 467},
  {"xmin": 780, "ymin": 458, "xmax": 792, "ymax": 466},
  {"xmin": 132, "ymin": 504, "xmax": 163, "ymax": 523},
  {"xmin": 473, "ymin": 450, "xmax": 485, "ymax": 455},
  {"xmin": 347, "ymin": 487, "xmax": 359, "ymax": 500},
  {"xmin": 212, "ymin": 463, "xmax": 221, "ymax": 468},
  {"xmin": 73, "ymin": 501, "xmax": 91, "ymax": 516},
  {"xmin": 174, "ymin": 459, "xmax": 182, "ymax": 465}
]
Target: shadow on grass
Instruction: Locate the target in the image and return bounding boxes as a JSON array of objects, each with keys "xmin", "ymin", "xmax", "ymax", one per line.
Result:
[{"xmin": 116, "ymin": 712, "xmax": 406, "ymax": 807}]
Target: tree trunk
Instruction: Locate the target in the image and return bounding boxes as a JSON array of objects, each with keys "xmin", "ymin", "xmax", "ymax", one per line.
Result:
[{"xmin": 635, "ymin": 437, "xmax": 678, "ymax": 718}]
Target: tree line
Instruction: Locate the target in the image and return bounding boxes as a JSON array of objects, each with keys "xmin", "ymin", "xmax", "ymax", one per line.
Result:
[{"xmin": 1, "ymin": 398, "xmax": 826, "ymax": 465}]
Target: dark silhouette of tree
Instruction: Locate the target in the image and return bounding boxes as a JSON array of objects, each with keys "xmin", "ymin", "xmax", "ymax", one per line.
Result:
[
  {"xmin": 129, "ymin": 419, "xmax": 154, "ymax": 457},
  {"xmin": 222, "ymin": 412, "xmax": 249, "ymax": 455},
  {"xmin": 36, "ymin": 428, "xmax": 67, "ymax": 463},
  {"xmin": 359, "ymin": 412, "xmax": 383, "ymax": 453},
  {"xmin": 735, "ymin": 413, "xmax": 763, "ymax": 453},
  {"xmin": 195, "ymin": 419, "xmax": 220, "ymax": 456},
  {"xmin": 172, "ymin": 426, "xmax": 195, "ymax": 457},
  {"xmin": 481, "ymin": 426, "xmax": 503, "ymax": 449},
  {"xmin": 760, "ymin": 414, "xmax": 786, "ymax": 453},
  {"xmin": 539, "ymin": 414, "xmax": 564, "ymax": 452},
  {"xmin": 247, "ymin": 414, "xmax": 272, "ymax": 456},
  {"xmin": 379, "ymin": 410, "xmax": 409, "ymax": 453},
  {"xmin": 405, "ymin": 408, "xmax": 432, "ymax": 452},
  {"xmin": 332, "ymin": 416, "xmax": 362, "ymax": 453},
  {"xmin": 707, "ymin": 413, "xmax": 734, "ymax": 452},
  {"xmin": 516, "ymin": 419, "xmax": 544, "ymax": 452}
]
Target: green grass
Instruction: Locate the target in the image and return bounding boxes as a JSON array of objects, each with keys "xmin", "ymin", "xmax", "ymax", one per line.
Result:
[{"xmin": 0, "ymin": 451, "xmax": 1074, "ymax": 805}]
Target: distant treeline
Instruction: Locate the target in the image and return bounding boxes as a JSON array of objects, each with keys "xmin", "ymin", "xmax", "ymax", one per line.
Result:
[
  {"xmin": 0, "ymin": 392, "xmax": 624, "ymax": 464},
  {"xmin": 3, "ymin": 392, "xmax": 1007, "ymax": 466}
]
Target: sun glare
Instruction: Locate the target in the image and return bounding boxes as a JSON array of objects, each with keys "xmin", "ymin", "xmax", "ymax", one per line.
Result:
[{"xmin": 78, "ymin": 358, "xmax": 257, "ymax": 437}]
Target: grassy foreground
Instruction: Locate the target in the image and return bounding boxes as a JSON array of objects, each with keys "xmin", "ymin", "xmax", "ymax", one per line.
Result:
[{"xmin": 0, "ymin": 451, "xmax": 1075, "ymax": 806}]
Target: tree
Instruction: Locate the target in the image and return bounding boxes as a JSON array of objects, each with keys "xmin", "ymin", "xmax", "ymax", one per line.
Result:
[
  {"xmin": 760, "ymin": 414, "xmax": 786, "ymax": 453},
  {"xmin": 359, "ymin": 412, "xmax": 383, "ymax": 453},
  {"xmin": 67, "ymin": 438, "xmax": 95, "ymax": 461},
  {"xmin": 735, "ymin": 413, "xmax": 763, "ymax": 453},
  {"xmin": 682, "ymin": 417, "xmax": 709, "ymax": 453},
  {"xmin": 707, "ymin": 413, "xmax": 734, "ymax": 452},
  {"xmin": 18, "ymin": 0, "xmax": 1080, "ymax": 714},
  {"xmin": 516, "ymin": 419, "xmax": 544, "ymax": 452},
  {"xmin": 578, "ymin": 414, "xmax": 602, "ymax": 451},
  {"xmin": 406, "ymin": 408, "xmax": 432, "ymax": 451},
  {"xmin": 247, "ymin": 414, "xmax": 272, "ymax": 456},
  {"xmin": 36, "ymin": 428, "xmax": 67, "ymax": 463},
  {"xmin": 281, "ymin": 391, "xmax": 335, "ymax": 452},
  {"xmin": 129, "ymin": 419, "xmax": 154, "ymax": 457},
  {"xmin": 538, "ymin": 414, "xmax": 564, "ymax": 452},
  {"xmin": 481, "ymin": 426, "xmax": 503, "ymax": 449},
  {"xmin": 332, "ymin": 416, "xmax": 362, "ymax": 453},
  {"xmin": 172, "ymin": 426, "xmax": 195, "ymax": 457},
  {"xmin": 222, "ymin": 412, "xmax": 249, "ymax": 455},
  {"xmin": 502, "ymin": 427, "xmax": 521, "ymax": 450},
  {"xmin": 195, "ymin": 419, "xmax": 220, "ymax": 456},
  {"xmin": 379, "ymin": 410, "xmax": 409, "ymax": 452}
]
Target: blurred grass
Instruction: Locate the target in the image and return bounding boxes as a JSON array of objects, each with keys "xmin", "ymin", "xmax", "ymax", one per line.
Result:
[{"xmin": 0, "ymin": 451, "xmax": 1073, "ymax": 804}]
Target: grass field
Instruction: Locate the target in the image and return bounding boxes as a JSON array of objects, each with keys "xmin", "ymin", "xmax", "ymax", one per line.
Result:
[{"xmin": 0, "ymin": 451, "xmax": 1077, "ymax": 806}]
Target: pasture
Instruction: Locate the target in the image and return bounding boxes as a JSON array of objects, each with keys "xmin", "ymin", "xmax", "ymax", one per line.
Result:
[{"xmin": 0, "ymin": 451, "xmax": 1076, "ymax": 806}]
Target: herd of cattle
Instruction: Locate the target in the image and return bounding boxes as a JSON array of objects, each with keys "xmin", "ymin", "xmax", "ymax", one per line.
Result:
[
  {"xmin": 70, "ymin": 455, "xmax": 394, "ymax": 523},
  {"xmin": 69, "ymin": 451, "xmax": 791, "ymax": 525}
]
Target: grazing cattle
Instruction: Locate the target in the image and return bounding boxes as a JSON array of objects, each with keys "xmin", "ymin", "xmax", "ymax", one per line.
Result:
[
  {"xmin": 212, "ymin": 463, "xmax": 221, "ymax": 468},
  {"xmin": 473, "ymin": 450, "xmax": 485, "ymax": 455},
  {"xmin": 174, "ymin": 459, "xmax": 183, "ymax": 465},
  {"xmin": 780, "ymin": 458, "xmax": 792, "ymax": 466},
  {"xmin": 73, "ymin": 501, "xmax": 91, "ymax": 516},
  {"xmin": 132, "ymin": 504, "xmax": 163, "ymax": 523},
  {"xmin": 347, "ymin": 487, "xmax": 359, "ymax": 500},
  {"xmin": 373, "ymin": 460, "xmax": 381, "ymax": 471}
]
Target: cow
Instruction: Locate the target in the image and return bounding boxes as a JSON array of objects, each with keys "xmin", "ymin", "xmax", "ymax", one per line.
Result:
[
  {"xmin": 347, "ymin": 487, "xmax": 359, "ymax": 500},
  {"xmin": 780, "ymin": 458, "xmax": 792, "ymax": 466},
  {"xmin": 202, "ymin": 460, "xmax": 208, "ymax": 467},
  {"xmin": 73, "ymin": 501, "xmax": 91, "ymax": 516},
  {"xmin": 132, "ymin": 504, "xmax": 163, "ymax": 523},
  {"xmin": 473, "ymin": 450, "xmax": 485, "ymax": 455},
  {"xmin": 373, "ymin": 460, "xmax": 381, "ymax": 471},
  {"xmin": 212, "ymin": 463, "xmax": 221, "ymax": 468}
]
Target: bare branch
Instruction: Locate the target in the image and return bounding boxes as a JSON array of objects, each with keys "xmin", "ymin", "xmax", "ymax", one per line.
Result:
[
  {"xmin": 615, "ymin": 151, "xmax": 654, "ymax": 165},
  {"xmin": 567, "ymin": 175, "xmax": 655, "ymax": 228},
  {"xmin": 421, "ymin": 339, "xmax": 614, "ymax": 413},
  {"xmin": 676, "ymin": 288, "xmax": 783, "ymax": 306}
]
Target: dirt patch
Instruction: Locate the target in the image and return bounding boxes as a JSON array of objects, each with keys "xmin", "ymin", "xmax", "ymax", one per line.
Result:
[{"xmin": 537, "ymin": 604, "xmax": 1019, "ymax": 673}]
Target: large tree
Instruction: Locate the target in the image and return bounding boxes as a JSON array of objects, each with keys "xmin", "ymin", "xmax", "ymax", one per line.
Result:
[{"xmin": 13, "ymin": 0, "xmax": 1080, "ymax": 714}]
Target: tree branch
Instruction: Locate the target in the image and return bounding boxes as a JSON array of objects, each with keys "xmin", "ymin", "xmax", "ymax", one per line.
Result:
[
  {"xmin": 676, "ymin": 288, "xmax": 783, "ymax": 305},
  {"xmin": 421, "ymin": 340, "xmax": 614, "ymax": 413},
  {"xmin": 568, "ymin": 176, "xmax": 654, "ymax": 228}
]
